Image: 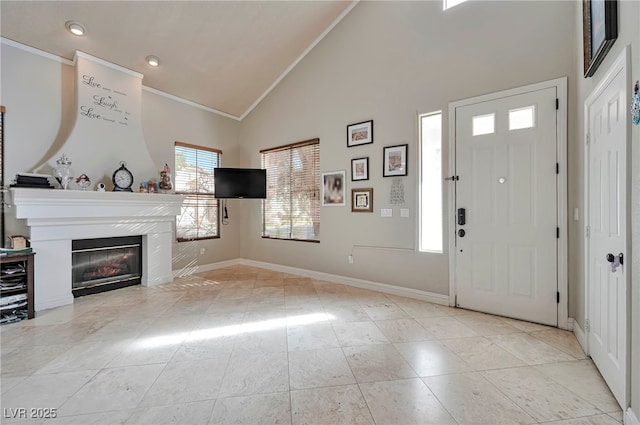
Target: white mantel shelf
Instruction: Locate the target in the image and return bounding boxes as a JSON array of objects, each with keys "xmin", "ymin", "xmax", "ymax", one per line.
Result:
[
  {"xmin": 11, "ymin": 188, "xmax": 182, "ymax": 222},
  {"xmin": 10, "ymin": 188, "xmax": 185, "ymax": 312}
]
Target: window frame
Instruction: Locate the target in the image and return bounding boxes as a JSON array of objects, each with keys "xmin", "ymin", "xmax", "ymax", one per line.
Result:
[
  {"xmin": 508, "ymin": 105, "xmax": 536, "ymax": 131},
  {"xmin": 174, "ymin": 141, "xmax": 222, "ymax": 242},
  {"xmin": 418, "ymin": 111, "xmax": 444, "ymax": 253},
  {"xmin": 260, "ymin": 138, "xmax": 320, "ymax": 243}
]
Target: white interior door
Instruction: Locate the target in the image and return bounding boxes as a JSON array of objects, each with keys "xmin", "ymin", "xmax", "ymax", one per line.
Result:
[
  {"xmin": 585, "ymin": 51, "xmax": 628, "ymax": 408},
  {"xmin": 453, "ymin": 86, "xmax": 558, "ymax": 326}
]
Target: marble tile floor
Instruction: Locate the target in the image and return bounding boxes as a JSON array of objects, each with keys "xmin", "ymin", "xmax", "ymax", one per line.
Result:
[{"xmin": 0, "ymin": 265, "xmax": 621, "ymax": 425}]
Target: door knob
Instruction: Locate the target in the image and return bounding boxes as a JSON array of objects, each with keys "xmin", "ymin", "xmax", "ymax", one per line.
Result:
[{"xmin": 606, "ymin": 253, "xmax": 624, "ymax": 265}]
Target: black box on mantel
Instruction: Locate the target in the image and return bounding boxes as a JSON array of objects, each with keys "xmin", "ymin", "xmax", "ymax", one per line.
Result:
[{"xmin": 11, "ymin": 173, "xmax": 54, "ymax": 189}]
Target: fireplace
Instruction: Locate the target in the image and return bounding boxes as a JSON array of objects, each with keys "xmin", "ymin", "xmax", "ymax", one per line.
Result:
[
  {"xmin": 11, "ymin": 188, "xmax": 183, "ymax": 311},
  {"xmin": 72, "ymin": 236, "xmax": 142, "ymax": 297}
]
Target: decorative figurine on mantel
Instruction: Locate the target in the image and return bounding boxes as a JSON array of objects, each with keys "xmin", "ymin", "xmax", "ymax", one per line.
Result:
[
  {"xmin": 53, "ymin": 154, "xmax": 73, "ymax": 190},
  {"xmin": 158, "ymin": 163, "xmax": 173, "ymax": 193},
  {"xmin": 139, "ymin": 181, "xmax": 157, "ymax": 193},
  {"xmin": 76, "ymin": 174, "xmax": 91, "ymax": 190}
]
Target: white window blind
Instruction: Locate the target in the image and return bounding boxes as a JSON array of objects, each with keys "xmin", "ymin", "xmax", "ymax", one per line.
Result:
[
  {"xmin": 261, "ymin": 139, "xmax": 320, "ymax": 242},
  {"xmin": 174, "ymin": 141, "xmax": 221, "ymax": 241}
]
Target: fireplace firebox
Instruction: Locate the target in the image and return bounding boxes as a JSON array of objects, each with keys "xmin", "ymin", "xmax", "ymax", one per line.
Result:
[{"xmin": 72, "ymin": 236, "xmax": 142, "ymax": 297}]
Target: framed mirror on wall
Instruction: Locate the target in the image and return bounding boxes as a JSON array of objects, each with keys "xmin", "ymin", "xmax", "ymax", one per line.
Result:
[{"xmin": 582, "ymin": 0, "xmax": 618, "ymax": 77}]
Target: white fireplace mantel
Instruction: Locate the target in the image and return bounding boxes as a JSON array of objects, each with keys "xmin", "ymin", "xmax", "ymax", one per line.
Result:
[{"xmin": 10, "ymin": 188, "xmax": 184, "ymax": 311}]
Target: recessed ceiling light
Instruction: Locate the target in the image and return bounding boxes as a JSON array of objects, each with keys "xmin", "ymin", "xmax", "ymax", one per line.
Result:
[
  {"xmin": 146, "ymin": 55, "xmax": 160, "ymax": 67},
  {"xmin": 65, "ymin": 20, "xmax": 86, "ymax": 36}
]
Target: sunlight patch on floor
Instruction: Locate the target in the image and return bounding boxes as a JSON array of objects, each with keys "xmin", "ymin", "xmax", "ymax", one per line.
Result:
[{"xmin": 135, "ymin": 312, "xmax": 333, "ymax": 349}]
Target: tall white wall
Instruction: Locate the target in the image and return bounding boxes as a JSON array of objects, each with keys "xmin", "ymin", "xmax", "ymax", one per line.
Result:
[
  {"xmin": 1, "ymin": 41, "xmax": 242, "ymax": 268},
  {"xmin": 239, "ymin": 1, "xmax": 576, "ymax": 296}
]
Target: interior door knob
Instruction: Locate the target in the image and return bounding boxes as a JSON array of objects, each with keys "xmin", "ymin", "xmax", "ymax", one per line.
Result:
[{"xmin": 606, "ymin": 253, "xmax": 623, "ymax": 265}]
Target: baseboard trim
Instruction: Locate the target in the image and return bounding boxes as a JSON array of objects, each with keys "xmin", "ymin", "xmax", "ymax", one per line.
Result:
[
  {"xmin": 237, "ymin": 258, "xmax": 450, "ymax": 306},
  {"xmin": 175, "ymin": 258, "xmax": 449, "ymax": 305},
  {"xmin": 144, "ymin": 274, "xmax": 174, "ymax": 287},
  {"xmin": 627, "ymin": 407, "xmax": 640, "ymax": 425},
  {"xmin": 172, "ymin": 258, "xmax": 243, "ymax": 278},
  {"xmin": 569, "ymin": 317, "xmax": 588, "ymax": 354},
  {"xmin": 35, "ymin": 295, "xmax": 75, "ymax": 313},
  {"xmin": 566, "ymin": 317, "xmax": 574, "ymax": 331}
]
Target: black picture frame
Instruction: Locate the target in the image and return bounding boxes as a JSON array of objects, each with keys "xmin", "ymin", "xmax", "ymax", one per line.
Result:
[
  {"xmin": 383, "ymin": 144, "xmax": 408, "ymax": 177},
  {"xmin": 583, "ymin": 0, "xmax": 618, "ymax": 78},
  {"xmin": 351, "ymin": 157, "xmax": 369, "ymax": 181},
  {"xmin": 347, "ymin": 120, "xmax": 373, "ymax": 147}
]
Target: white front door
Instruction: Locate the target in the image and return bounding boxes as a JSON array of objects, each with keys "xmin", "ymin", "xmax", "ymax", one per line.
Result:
[
  {"xmin": 453, "ymin": 85, "xmax": 559, "ymax": 326},
  {"xmin": 585, "ymin": 50, "xmax": 628, "ymax": 408}
]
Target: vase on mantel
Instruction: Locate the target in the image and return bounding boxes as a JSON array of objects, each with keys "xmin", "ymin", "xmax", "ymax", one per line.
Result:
[
  {"xmin": 158, "ymin": 163, "xmax": 173, "ymax": 193},
  {"xmin": 53, "ymin": 154, "xmax": 72, "ymax": 190}
]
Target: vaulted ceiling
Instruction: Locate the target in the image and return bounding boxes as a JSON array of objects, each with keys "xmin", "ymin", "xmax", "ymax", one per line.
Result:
[{"xmin": 1, "ymin": 1, "xmax": 355, "ymax": 119}]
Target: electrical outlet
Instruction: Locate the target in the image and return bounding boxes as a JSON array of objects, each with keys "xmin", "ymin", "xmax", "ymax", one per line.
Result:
[
  {"xmin": 400, "ymin": 208, "xmax": 409, "ymax": 218},
  {"xmin": 200, "ymin": 248, "xmax": 206, "ymax": 255},
  {"xmin": 381, "ymin": 208, "xmax": 393, "ymax": 217},
  {"xmin": 348, "ymin": 255, "xmax": 353, "ymax": 264}
]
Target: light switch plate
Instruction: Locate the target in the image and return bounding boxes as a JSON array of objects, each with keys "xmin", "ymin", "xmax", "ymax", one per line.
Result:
[
  {"xmin": 381, "ymin": 208, "xmax": 393, "ymax": 217},
  {"xmin": 400, "ymin": 208, "xmax": 409, "ymax": 218}
]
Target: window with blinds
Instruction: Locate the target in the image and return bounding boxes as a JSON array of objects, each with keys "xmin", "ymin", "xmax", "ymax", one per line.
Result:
[
  {"xmin": 174, "ymin": 141, "xmax": 221, "ymax": 241},
  {"xmin": 261, "ymin": 139, "xmax": 320, "ymax": 242}
]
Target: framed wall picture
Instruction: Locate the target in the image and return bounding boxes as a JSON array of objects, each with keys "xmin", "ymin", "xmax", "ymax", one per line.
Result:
[
  {"xmin": 383, "ymin": 144, "xmax": 408, "ymax": 177},
  {"xmin": 583, "ymin": 0, "xmax": 618, "ymax": 77},
  {"xmin": 351, "ymin": 188, "xmax": 373, "ymax": 213},
  {"xmin": 322, "ymin": 170, "xmax": 346, "ymax": 206},
  {"xmin": 347, "ymin": 120, "xmax": 373, "ymax": 147},
  {"xmin": 351, "ymin": 157, "xmax": 369, "ymax": 181}
]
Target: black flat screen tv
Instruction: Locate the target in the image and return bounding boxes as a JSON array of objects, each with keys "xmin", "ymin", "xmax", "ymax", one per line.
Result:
[{"xmin": 214, "ymin": 168, "xmax": 267, "ymax": 199}]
